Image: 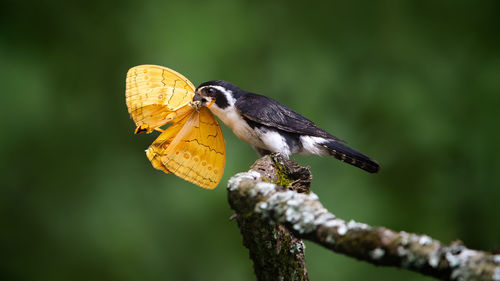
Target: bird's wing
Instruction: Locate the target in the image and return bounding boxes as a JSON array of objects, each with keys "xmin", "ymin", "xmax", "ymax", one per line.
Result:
[{"xmin": 235, "ymin": 93, "xmax": 345, "ymax": 142}]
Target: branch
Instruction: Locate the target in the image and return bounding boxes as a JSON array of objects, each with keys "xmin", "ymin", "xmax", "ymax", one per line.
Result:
[
  {"xmin": 227, "ymin": 154, "xmax": 310, "ymax": 281},
  {"xmin": 227, "ymin": 154, "xmax": 500, "ymax": 281}
]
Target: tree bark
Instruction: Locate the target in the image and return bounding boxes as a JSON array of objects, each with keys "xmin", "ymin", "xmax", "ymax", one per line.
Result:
[{"xmin": 227, "ymin": 154, "xmax": 500, "ymax": 281}]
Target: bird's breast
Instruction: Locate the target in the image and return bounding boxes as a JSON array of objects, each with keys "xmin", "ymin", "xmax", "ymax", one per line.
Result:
[{"xmin": 209, "ymin": 106, "xmax": 264, "ymax": 147}]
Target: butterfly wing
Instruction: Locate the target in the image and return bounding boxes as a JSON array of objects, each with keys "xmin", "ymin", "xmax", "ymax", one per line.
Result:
[
  {"xmin": 145, "ymin": 113, "xmax": 191, "ymax": 174},
  {"xmin": 125, "ymin": 65, "xmax": 195, "ymax": 133},
  {"xmin": 147, "ymin": 107, "xmax": 225, "ymax": 189}
]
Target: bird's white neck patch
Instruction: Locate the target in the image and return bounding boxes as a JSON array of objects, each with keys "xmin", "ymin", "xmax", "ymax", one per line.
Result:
[{"xmin": 211, "ymin": 85, "xmax": 236, "ymax": 107}]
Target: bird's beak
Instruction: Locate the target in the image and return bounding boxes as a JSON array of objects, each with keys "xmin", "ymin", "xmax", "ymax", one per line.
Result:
[
  {"xmin": 193, "ymin": 93, "xmax": 202, "ymax": 102},
  {"xmin": 192, "ymin": 92, "xmax": 215, "ymax": 108}
]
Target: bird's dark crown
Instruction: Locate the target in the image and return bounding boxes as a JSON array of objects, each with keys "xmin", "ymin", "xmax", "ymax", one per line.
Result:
[{"xmin": 196, "ymin": 80, "xmax": 245, "ymax": 99}]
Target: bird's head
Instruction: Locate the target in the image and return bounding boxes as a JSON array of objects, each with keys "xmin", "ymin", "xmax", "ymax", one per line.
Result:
[{"xmin": 194, "ymin": 80, "xmax": 243, "ymax": 111}]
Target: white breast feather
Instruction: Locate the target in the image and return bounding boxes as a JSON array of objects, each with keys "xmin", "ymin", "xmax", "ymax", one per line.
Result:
[{"xmin": 210, "ymin": 105, "xmax": 264, "ymax": 147}]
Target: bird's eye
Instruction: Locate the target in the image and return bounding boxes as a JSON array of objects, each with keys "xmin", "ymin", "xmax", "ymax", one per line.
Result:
[
  {"xmin": 206, "ymin": 88, "xmax": 215, "ymax": 95},
  {"xmin": 201, "ymin": 98, "xmax": 208, "ymax": 103}
]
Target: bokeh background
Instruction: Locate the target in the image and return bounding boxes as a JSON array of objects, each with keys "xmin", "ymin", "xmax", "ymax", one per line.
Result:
[{"xmin": 1, "ymin": 0, "xmax": 499, "ymax": 280}]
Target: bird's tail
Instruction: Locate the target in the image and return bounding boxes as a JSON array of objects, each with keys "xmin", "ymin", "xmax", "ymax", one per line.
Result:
[{"xmin": 321, "ymin": 140, "xmax": 380, "ymax": 173}]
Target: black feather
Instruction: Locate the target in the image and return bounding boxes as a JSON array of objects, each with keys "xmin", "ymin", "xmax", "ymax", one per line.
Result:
[
  {"xmin": 322, "ymin": 140, "xmax": 380, "ymax": 173},
  {"xmin": 235, "ymin": 93, "xmax": 345, "ymax": 142},
  {"xmin": 213, "ymin": 92, "xmax": 230, "ymax": 109}
]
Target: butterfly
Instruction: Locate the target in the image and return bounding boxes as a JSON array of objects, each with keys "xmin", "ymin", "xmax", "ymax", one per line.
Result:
[{"xmin": 125, "ymin": 65, "xmax": 225, "ymax": 189}]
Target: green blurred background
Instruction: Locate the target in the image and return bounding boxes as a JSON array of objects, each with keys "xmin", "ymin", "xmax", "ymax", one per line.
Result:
[{"xmin": 1, "ymin": 0, "xmax": 499, "ymax": 280}]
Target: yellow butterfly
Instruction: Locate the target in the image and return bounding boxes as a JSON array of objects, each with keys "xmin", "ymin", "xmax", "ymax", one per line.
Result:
[{"xmin": 125, "ymin": 65, "xmax": 225, "ymax": 189}]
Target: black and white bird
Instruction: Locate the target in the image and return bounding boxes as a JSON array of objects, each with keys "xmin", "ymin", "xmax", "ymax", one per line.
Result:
[{"xmin": 193, "ymin": 81, "xmax": 379, "ymax": 173}]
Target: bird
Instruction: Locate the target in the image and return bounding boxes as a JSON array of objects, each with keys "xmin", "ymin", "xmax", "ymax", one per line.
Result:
[{"xmin": 193, "ymin": 80, "xmax": 379, "ymax": 173}]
